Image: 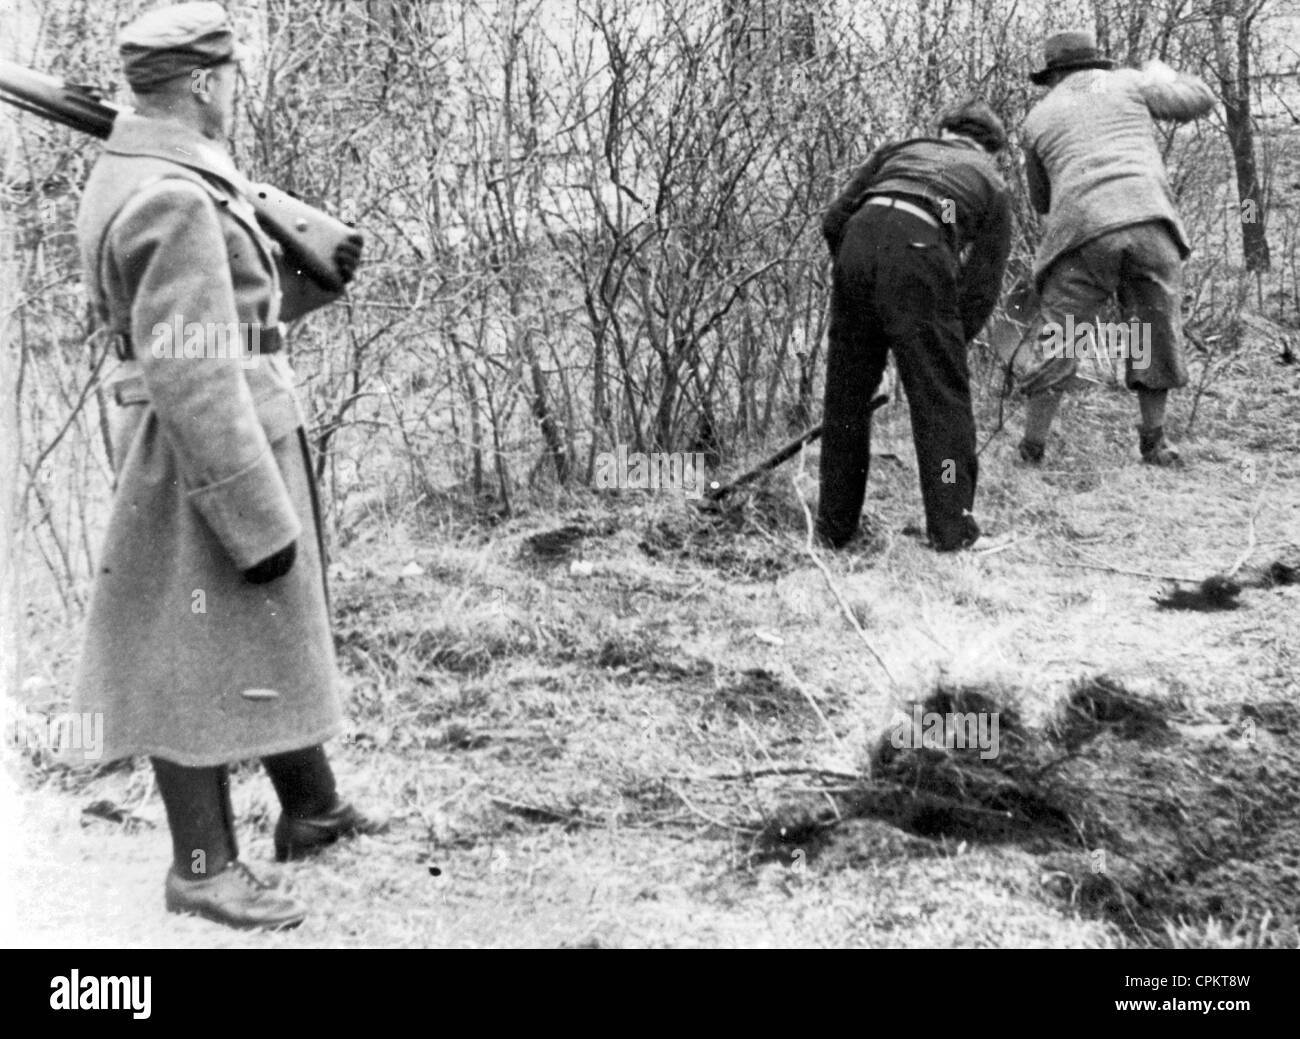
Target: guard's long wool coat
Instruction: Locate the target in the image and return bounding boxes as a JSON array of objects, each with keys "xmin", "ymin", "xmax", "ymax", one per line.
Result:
[{"xmin": 70, "ymin": 114, "xmax": 342, "ymax": 767}]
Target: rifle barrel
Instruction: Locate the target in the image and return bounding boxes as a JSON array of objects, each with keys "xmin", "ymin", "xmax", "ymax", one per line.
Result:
[
  {"xmin": 0, "ymin": 59, "xmax": 118, "ymax": 138},
  {"xmin": 0, "ymin": 58, "xmax": 360, "ymax": 292}
]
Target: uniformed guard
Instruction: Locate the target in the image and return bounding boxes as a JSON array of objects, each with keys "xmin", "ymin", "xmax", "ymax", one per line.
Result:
[{"xmin": 72, "ymin": 1, "xmax": 378, "ymax": 930}]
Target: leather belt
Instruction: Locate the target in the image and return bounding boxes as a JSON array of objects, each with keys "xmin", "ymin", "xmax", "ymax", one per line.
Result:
[
  {"xmin": 111, "ymin": 324, "xmax": 282, "ymax": 362},
  {"xmin": 864, "ymin": 195, "xmax": 941, "ymax": 230},
  {"xmin": 109, "ymin": 348, "xmax": 294, "ymax": 408}
]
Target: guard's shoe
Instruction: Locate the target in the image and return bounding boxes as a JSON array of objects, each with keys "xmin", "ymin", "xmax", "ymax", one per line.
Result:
[
  {"xmin": 274, "ymin": 800, "xmax": 388, "ymax": 862},
  {"xmin": 1017, "ymin": 438, "xmax": 1046, "ymax": 465},
  {"xmin": 1138, "ymin": 425, "xmax": 1182, "ymax": 467},
  {"xmin": 164, "ymin": 860, "xmax": 306, "ymax": 931}
]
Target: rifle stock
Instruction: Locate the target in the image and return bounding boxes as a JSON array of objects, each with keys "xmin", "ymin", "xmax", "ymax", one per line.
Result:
[{"xmin": 0, "ymin": 58, "xmax": 361, "ymax": 292}]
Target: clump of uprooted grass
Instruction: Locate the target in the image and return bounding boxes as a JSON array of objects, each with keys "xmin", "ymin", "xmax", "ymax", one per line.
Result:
[
  {"xmin": 856, "ymin": 682, "xmax": 1082, "ymax": 846},
  {"xmin": 1047, "ymin": 675, "xmax": 1173, "ymax": 749},
  {"xmin": 746, "ymin": 679, "xmax": 1087, "ymax": 869},
  {"xmin": 743, "ymin": 670, "xmax": 1300, "ymax": 945},
  {"xmin": 749, "ymin": 675, "xmax": 1185, "ymax": 867},
  {"xmin": 1151, "ymin": 552, "xmax": 1299, "ymax": 612},
  {"xmin": 1152, "ymin": 574, "xmax": 1243, "ymax": 612}
]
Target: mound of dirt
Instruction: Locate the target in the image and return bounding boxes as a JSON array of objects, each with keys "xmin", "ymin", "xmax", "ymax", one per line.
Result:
[
  {"xmin": 523, "ymin": 517, "xmax": 619, "ymax": 563},
  {"xmin": 589, "ymin": 633, "xmax": 715, "ymax": 684},
  {"xmin": 714, "ymin": 669, "xmax": 814, "ymax": 723},
  {"xmin": 639, "ymin": 498, "xmax": 801, "ymax": 579}
]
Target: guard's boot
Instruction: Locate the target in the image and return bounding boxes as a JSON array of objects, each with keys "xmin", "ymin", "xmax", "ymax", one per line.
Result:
[
  {"xmin": 165, "ymin": 860, "xmax": 306, "ymax": 931},
  {"xmin": 1017, "ymin": 438, "xmax": 1045, "ymax": 465},
  {"xmin": 1138, "ymin": 425, "xmax": 1182, "ymax": 467},
  {"xmin": 274, "ymin": 800, "xmax": 388, "ymax": 862}
]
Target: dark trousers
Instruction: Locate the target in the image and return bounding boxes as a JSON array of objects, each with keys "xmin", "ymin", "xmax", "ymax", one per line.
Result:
[
  {"xmin": 152, "ymin": 745, "xmax": 338, "ymax": 878},
  {"xmin": 817, "ymin": 205, "xmax": 979, "ymax": 551}
]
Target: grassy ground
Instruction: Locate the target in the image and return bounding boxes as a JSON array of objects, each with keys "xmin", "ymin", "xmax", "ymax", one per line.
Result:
[{"xmin": 4, "ymin": 337, "xmax": 1299, "ymax": 949}]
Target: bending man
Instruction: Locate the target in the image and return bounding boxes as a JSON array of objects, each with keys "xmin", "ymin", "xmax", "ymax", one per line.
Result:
[
  {"xmin": 818, "ymin": 100, "xmax": 1012, "ymax": 551},
  {"xmin": 1015, "ymin": 31, "xmax": 1215, "ymax": 466}
]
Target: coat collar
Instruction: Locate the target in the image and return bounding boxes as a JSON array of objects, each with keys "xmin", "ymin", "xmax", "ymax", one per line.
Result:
[{"xmin": 105, "ymin": 112, "xmax": 247, "ymax": 194}]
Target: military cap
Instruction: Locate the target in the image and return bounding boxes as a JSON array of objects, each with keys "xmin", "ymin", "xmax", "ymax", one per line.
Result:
[{"xmin": 119, "ymin": 2, "xmax": 246, "ymax": 91}]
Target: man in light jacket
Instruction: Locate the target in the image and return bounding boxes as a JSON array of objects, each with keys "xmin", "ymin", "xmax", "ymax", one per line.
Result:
[
  {"xmin": 72, "ymin": 2, "xmax": 378, "ymax": 931},
  {"xmin": 1013, "ymin": 31, "xmax": 1215, "ymax": 466}
]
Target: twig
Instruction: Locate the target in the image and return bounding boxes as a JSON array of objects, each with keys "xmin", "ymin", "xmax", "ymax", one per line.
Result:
[
  {"xmin": 668, "ymin": 784, "xmax": 757, "ymax": 834},
  {"xmin": 701, "ymin": 766, "xmax": 862, "ymax": 783},
  {"xmin": 974, "ymin": 534, "xmax": 1033, "ymax": 556},
  {"xmin": 789, "ymin": 455, "xmax": 898, "ymax": 689},
  {"xmin": 1226, "ymin": 465, "xmax": 1274, "ymax": 577},
  {"xmin": 1054, "ymin": 554, "xmax": 1201, "ymax": 583},
  {"xmin": 489, "ymin": 796, "xmax": 590, "ymax": 828},
  {"xmin": 785, "ymin": 671, "xmax": 851, "ymax": 758}
]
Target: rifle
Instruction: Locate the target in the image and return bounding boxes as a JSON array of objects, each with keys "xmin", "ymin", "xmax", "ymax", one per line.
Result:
[{"xmin": 0, "ymin": 59, "xmax": 360, "ymax": 292}]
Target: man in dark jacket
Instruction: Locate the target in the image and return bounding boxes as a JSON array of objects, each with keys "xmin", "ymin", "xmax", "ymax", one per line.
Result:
[
  {"xmin": 1013, "ymin": 31, "xmax": 1215, "ymax": 466},
  {"xmin": 73, "ymin": 2, "xmax": 379, "ymax": 931},
  {"xmin": 818, "ymin": 100, "xmax": 1012, "ymax": 551}
]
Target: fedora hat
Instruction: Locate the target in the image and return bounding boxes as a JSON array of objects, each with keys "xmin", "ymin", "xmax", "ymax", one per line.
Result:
[{"xmin": 1030, "ymin": 30, "xmax": 1115, "ymax": 85}]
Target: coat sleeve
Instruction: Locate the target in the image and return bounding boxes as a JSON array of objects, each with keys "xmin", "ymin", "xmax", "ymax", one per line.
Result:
[
  {"xmin": 109, "ymin": 179, "xmax": 301, "ymax": 571},
  {"xmin": 1134, "ymin": 61, "xmax": 1216, "ymax": 122},
  {"xmin": 277, "ymin": 250, "xmax": 344, "ymax": 323},
  {"xmin": 957, "ymin": 185, "xmax": 1013, "ymax": 345}
]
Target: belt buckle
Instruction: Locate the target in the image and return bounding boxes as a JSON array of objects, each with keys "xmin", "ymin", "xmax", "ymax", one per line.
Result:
[{"xmin": 110, "ymin": 375, "xmax": 146, "ymax": 407}]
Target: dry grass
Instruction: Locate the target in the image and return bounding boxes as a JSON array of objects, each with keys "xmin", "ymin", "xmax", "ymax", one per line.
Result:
[{"xmin": 4, "ymin": 338, "xmax": 1300, "ymax": 948}]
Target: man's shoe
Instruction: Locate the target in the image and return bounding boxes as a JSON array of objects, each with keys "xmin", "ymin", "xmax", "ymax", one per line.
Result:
[
  {"xmin": 1017, "ymin": 438, "xmax": 1045, "ymax": 465},
  {"xmin": 1138, "ymin": 425, "xmax": 1182, "ymax": 467},
  {"xmin": 274, "ymin": 800, "xmax": 388, "ymax": 862},
  {"xmin": 164, "ymin": 860, "xmax": 306, "ymax": 931},
  {"xmin": 929, "ymin": 512, "xmax": 982, "ymax": 552}
]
